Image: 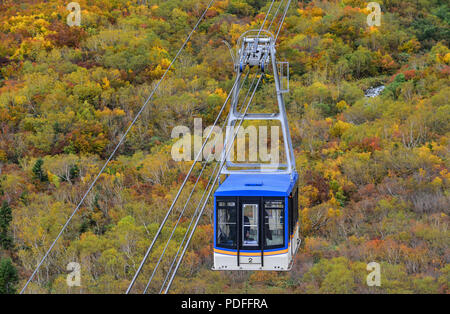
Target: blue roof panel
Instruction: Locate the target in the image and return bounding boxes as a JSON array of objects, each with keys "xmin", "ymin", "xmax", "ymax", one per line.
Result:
[{"xmin": 214, "ymin": 172, "xmax": 298, "ymax": 197}]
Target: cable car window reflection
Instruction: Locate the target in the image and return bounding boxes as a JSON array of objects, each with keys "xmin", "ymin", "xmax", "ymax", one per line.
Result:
[
  {"xmin": 242, "ymin": 204, "xmax": 258, "ymax": 246},
  {"xmin": 264, "ymin": 209, "xmax": 283, "ymax": 246},
  {"xmin": 264, "ymin": 199, "xmax": 284, "ymax": 247},
  {"xmin": 217, "ymin": 208, "xmax": 236, "ymax": 247}
]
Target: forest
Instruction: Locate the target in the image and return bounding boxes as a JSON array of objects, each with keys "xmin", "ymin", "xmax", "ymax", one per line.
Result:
[{"xmin": 0, "ymin": 0, "xmax": 448, "ymax": 294}]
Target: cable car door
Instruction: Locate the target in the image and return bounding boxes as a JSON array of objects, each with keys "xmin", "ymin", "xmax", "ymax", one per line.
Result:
[{"xmin": 239, "ymin": 200, "xmax": 261, "ymax": 265}]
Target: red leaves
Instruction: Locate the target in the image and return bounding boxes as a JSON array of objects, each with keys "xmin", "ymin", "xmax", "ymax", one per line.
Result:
[
  {"xmin": 389, "ymin": 68, "xmax": 420, "ymax": 83},
  {"xmin": 360, "ymin": 136, "xmax": 381, "ymax": 152},
  {"xmin": 440, "ymin": 65, "xmax": 450, "ymax": 76},
  {"xmin": 349, "ymin": 136, "xmax": 381, "ymax": 152},
  {"xmin": 46, "ymin": 21, "xmax": 87, "ymax": 48},
  {"xmin": 304, "ymin": 170, "xmax": 330, "ymax": 204},
  {"xmin": 403, "ymin": 69, "xmax": 417, "ymax": 80},
  {"xmin": 205, "ymin": 8, "xmax": 219, "ymax": 18}
]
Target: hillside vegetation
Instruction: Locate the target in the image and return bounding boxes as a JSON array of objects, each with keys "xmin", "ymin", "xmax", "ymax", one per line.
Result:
[{"xmin": 0, "ymin": 0, "xmax": 449, "ymax": 293}]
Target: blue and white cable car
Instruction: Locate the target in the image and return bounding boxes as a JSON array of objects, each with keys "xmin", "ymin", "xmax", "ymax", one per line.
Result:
[
  {"xmin": 213, "ymin": 174, "xmax": 300, "ymax": 271},
  {"xmin": 213, "ymin": 31, "xmax": 301, "ymax": 271}
]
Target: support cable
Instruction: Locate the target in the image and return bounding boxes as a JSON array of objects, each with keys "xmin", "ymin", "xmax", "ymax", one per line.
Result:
[
  {"xmin": 274, "ymin": 0, "xmax": 291, "ymax": 41},
  {"xmin": 21, "ymin": 0, "xmax": 216, "ymax": 294},
  {"xmin": 162, "ymin": 74, "xmax": 263, "ymax": 293},
  {"xmin": 237, "ymin": 69, "xmax": 260, "ymax": 114},
  {"xmin": 144, "ymin": 72, "xmax": 258, "ymax": 293},
  {"xmin": 141, "ymin": 71, "xmax": 251, "ymax": 293},
  {"xmin": 161, "ymin": 0, "xmax": 292, "ymax": 294},
  {"xmin": 157, "ymin": 158, "xmax": 221, "ymax": 294},
  {"xmin": 252, "ymin": 0, "xmax": 276, "ymax": 55},
  {"xmin": 256, "ymin": 0, "xmax": 276, "ymax": 38},
  {"xmin": 268, "ymin": 0, "xmax": 285, "ymax": 31},
  {"xmin": 126, "ymin": 70, "xmax": 239, "ymax": 294},
  {"xmin": 143, "ymin": 160, "xmax": 216, "ymax": 294}
]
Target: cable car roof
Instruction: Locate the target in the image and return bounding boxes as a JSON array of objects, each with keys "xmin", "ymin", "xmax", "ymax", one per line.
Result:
[{"xmin": 215, "ymin": 172, "xmax": 298, "ymax": 197}]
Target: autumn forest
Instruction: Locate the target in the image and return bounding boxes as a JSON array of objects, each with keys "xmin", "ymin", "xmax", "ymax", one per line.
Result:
[{"xmin": 0, "ymin": 0, "xmax": 449, "ymax": 294}]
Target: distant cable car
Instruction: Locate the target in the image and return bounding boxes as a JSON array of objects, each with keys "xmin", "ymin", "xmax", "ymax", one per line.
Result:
[{"xmin": 213, "ymin": 31, "xmax": 300, "ymax": 271}]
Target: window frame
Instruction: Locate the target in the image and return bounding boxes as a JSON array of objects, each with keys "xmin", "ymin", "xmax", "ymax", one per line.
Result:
[
  {"xmin": 263, "ymin": 197, "xmax": 285, "ymax": 250},
  {"xmin": 215, "ymin": 196, "xmax": 286, "ymax": 251},
  {"xmin": 215, "ymin": 197, "xmax": 237, "ymax": 249},
  {"xmin": 242, "ymin": 203, "xmax": 259, "ymax": 247}
]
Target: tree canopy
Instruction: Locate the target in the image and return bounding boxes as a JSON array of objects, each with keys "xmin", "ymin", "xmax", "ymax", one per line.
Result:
[{"xmin": 0, "ymin": 0, "xmax": 448, "ymax": 294}]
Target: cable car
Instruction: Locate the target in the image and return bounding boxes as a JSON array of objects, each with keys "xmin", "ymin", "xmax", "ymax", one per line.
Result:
[
  {"xmin": 213, "ymin": 173, "xmax": 300, "ymax": 271},
  {"xmin": 213, "ymin": 30, "xmax": 300, "ymax": 271}
]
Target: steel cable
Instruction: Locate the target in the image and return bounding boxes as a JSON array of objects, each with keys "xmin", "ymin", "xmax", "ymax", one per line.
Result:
[
  {"xmin": 141, "ymin": 71, "xmax": 251, "ymax": 293},
  {"xmin": 274, "ymin": 0, "xmax": 291, "ymax": 41},
  {"xmin": 126, "ymin": 70, "xmax": 239, "ymax": 294},
  {"xmin": 268, "ymin": 0, "xmax": 285, "ymax": 31},
  {"xmin": 162, "ymin": 74, "xmax": 263, "ymax": 294},
  {"xmin": 21, "ymin": 0, "xmax": 216, "ymax": 294},
  {"xmin": 148, "ymin": 72, "xmax": 261, "ymax": 293}
]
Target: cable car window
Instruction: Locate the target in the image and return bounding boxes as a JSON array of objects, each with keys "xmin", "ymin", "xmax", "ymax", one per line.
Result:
[
  {"xmin": 264, "ymin": 209, "xmax": 283, "ymax": 246},
  {"xmin": 242, "ymin": 204, "xmax": 258, "ymax": 246},
  {"xmin": 264, "ymin": 199, "xmax": 284, "ymax": 248},
  {"xmin": 217, "ymin": 208, "xmax": 236, "ymax": 247}
]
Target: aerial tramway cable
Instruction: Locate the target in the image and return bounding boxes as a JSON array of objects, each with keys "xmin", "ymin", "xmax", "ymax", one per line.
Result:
[
  {"xmin": 141, "ymin": 0, "xmax": 292, "ymax": 294},
  {"xmin": 267, "ymin": 0, "xmax": 284, "ymax": 31},
  {"xmin": 143, "ymin": 71, "xmax": 258, "ymax": 293},
  {"xmin": 21, "ymin": 0, "xmax": 216, "ymax": 294},
  {"xmin": 159, "ymin": 0, "xmax": 293, "ymax": 293},
  {"xmin": 274, "ymin": 0, "xmax": 291, "ymax": 41},
  {"xmin": 141, "ymin": 71, "xmax": 252, "ymax": 293},
  {"xmin": 162, "ymin": 74, "xmax": 264, "ymax": 294},
  {"xmin": 130, "ymin": 0, "xmax": 283, "ymax": 294},
  {"xmin": 126, "ymin": 70, "xmax": 240, "ymax": 294},
  {"xmin": 256, "ymin": 0, "xmax": 276, "ymax": 39}
]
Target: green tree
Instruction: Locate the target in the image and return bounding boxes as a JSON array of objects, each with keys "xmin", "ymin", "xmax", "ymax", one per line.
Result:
[
  {"xmin": 303, "ymin": 257, "xmax": 362, "ymax": 294},
  {"xmin": 32, "ymin": 158, "xmax": 48, "ymax": 182},
  {"xmin": 383, "ymin": 73, "xmax": 406, "ymax": 100},
  {"xmin": 69, "ymin": 164, "xmax": 80, "ymax": 182},
  {"xmin": 0, "ymin": 201, "xmax": 13, "ymax": 250},
  {"xmin": 0, "ymin": 258, "xmax": 19, "ymax": 294}
]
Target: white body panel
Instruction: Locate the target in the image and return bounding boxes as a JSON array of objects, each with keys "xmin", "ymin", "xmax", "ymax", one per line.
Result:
[{"xmin": 213, "ymin": 226, "xmax": 300, "ymax": 271}]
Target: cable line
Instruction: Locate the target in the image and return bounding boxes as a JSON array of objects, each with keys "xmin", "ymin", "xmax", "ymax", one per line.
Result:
[
  {"xmin": 157, "ymin": 0, "xmax": 292, "ymax": 293},
  {"xmin": 126, "ymin": 70, "xmax": 238, "ymax": 294},
  {"xmin": 141, "ymin": 71, "xmax": 251, "ymax": 293},
  {"xmin": 274, "ymin": 0, "xmax": 291, "ymax": 41},
  {"xmin": 162, "ymin": 74, "xmax": 263, "ymax": 293},
  {"xmin": 256, "ymin": 0, "xmax": 276, "ymax": 38},
  {"xmin": 21, "ymin": 0, "xmax": 216, "ymax": 294},
  {"xmin": 143, "ymin": 71, "xmax": 258, "ymax": 293},
  {"xmin": 156, "ymin": 159, "xmax": 222, "ymax": 294},
  {"xmin": 268, "ymin": 0, "xmax": 285, "ymax": 31}
]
